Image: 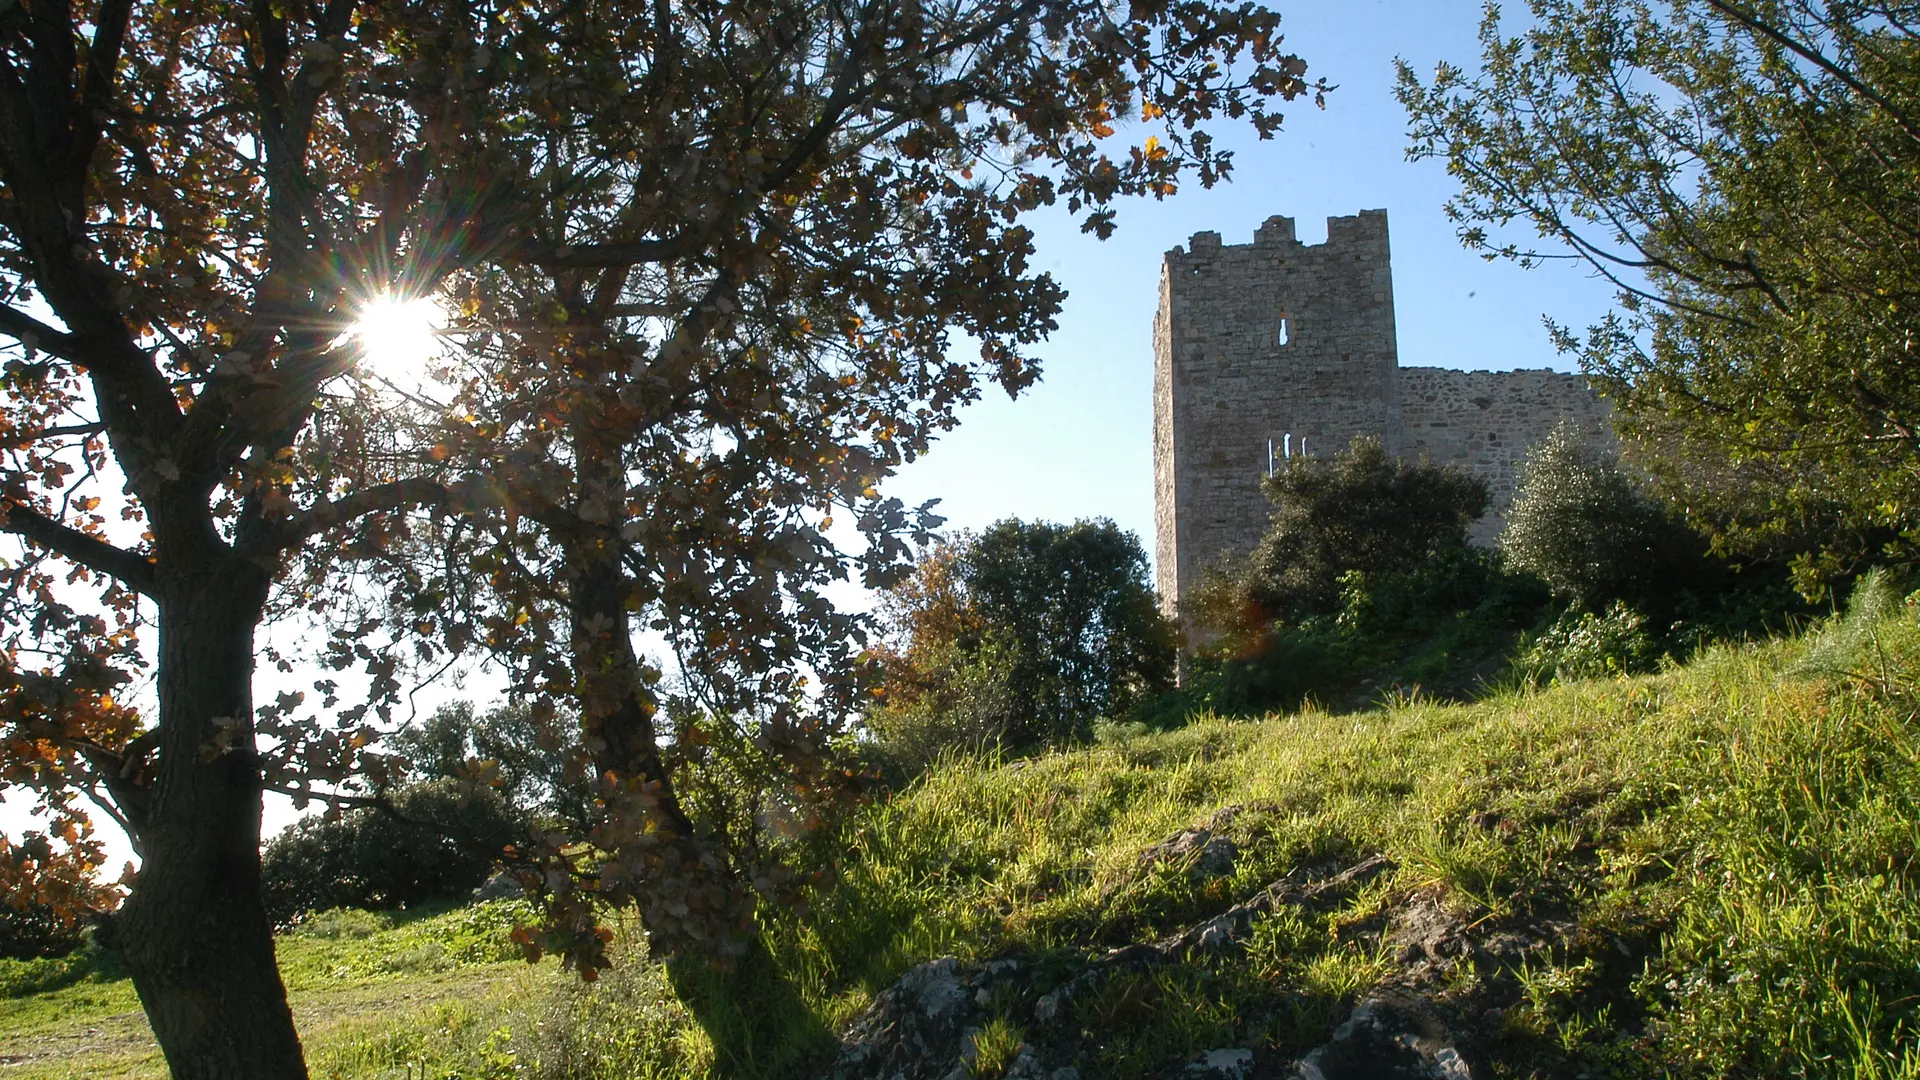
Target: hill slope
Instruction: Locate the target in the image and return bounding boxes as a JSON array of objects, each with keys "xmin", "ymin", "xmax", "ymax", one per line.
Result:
[
  {"xmin": 6, "ymin": 582, "xmax": 1919, "ymax": 1078},
  {"xmin": 797, "ymin": 581, "xmax": 1920, "ymax": 1079}
]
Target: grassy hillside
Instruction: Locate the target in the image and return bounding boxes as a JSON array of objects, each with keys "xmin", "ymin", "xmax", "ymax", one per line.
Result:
[{"xmin": 7, "ymin": 581, "xmax": 1920, "ymax": 1077}]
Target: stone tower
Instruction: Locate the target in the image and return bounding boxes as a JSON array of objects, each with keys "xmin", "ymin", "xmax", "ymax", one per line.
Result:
[
  {"xmin": 1152, "ymin": 210, "xmax": 1401, "ymax": 618},
  {"xmin": 1151, "ymin": 209, "xmax": 1609, "ymax": 621}
]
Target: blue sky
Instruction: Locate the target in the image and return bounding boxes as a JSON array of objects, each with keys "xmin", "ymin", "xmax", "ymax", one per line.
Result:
[{"xmin": 881, "ymin": 0, "xmax": 1623, "ymax": 557}]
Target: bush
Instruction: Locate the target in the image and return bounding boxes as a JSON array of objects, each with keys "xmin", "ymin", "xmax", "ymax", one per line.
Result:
[
  {"xmin": 1177, "ymin": 534, "xmax": 1554, "ymax": 717},
  {"xmin": 0, "ymin": 900, "xmax": 84, "ymax": 961},
  {"xmin": 1502, "ymin": 424, "xmax": 1702, "ymax": 612},
  {"xmin": 0, "ymin": 931, "xmax": 124, "ymax": 997},
  {"xmin": 1230, "ymin": 434, "xmax": 1489, "ymax": 626},
  {"xmin": 1793, "ymin": 567, "xmax": 1914, "ymax": 678},
  {"xmin": 260, "ymin": 778, "xmax": 524, "ymax": 926},
  {"xmin": 865, "ymin": 636, "xmax": 1023, "ymax": 775},
  {"xmin": 1514, "ymin": 601, "xmax": 1658, "ymax": 684},
  {"xmin": 869, "ymin": 519, "xmax": 1176, "ymax": 759}
]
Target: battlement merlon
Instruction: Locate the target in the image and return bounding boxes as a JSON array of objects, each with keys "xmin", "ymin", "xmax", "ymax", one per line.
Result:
[
  {"xmin": 1164, "ymin": 209, "xmax": 1391, "ymax": 266},
  {"xmin": 1253, "ymin": 215, "xmax": 1297, "ymax": 246}
]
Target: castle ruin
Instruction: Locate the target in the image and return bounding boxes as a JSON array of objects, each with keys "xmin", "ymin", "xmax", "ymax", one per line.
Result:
[{"xmin": 1151, "ymin": 209, "xmax": 1611, "ymax": 618}]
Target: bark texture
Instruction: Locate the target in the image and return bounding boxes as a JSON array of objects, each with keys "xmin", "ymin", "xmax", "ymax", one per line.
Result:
[{"xmin": 114, "ymin": 562, "xmax": 308, "ymax": 1080}]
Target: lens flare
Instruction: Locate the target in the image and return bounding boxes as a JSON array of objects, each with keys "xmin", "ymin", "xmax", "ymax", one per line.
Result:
[{"xmin": 351, "ymin": 294, "xmax": 445, "ymax": 388}]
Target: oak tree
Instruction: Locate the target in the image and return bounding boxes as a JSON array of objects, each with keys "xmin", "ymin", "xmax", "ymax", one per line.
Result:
[
  {"xmin": 1, "ymin": 0, "xmax": 1318, "ymax": 1075},
  {"xmin": 329, "ymin": 0, "xmax": 1317, "ymax": 1062}
]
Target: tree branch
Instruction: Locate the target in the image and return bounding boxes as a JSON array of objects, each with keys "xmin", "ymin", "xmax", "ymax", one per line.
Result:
[
  {"xmin": 0, "ymin": 501, "xmax": 155, "ymax": 595},
  {"xmin": 1703, "ymin": 0, "xmax": 1920, "ymax": 146},
  {"xmin": 0, "ymin": 305, "xmax": 80, "ymax": 359},
  {"xmin": 253, "ymin": 476, "xmax": 452, "ymax": 554},
  {"xmin": 520, "ymin": 234, "xmax": 693, "ymax": 269}
]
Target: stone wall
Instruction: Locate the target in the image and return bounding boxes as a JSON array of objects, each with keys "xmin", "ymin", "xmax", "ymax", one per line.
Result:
[
  {"xmin": 1153, "ymin": 211, "xmax": 1401, "ymax": 617},
  {"xmin": 1398, "ymin": 367, "xmax": 1612, "ymax": 544},
  {"xmin": 1152, "ymin": 209, "xmax": 1609, "ymax": 619}
]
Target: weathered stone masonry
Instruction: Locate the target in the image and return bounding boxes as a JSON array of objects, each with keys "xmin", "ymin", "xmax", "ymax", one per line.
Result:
[{"xmin": 1152, "ymin": 209, "xmax": 1610, "ymax": 618}]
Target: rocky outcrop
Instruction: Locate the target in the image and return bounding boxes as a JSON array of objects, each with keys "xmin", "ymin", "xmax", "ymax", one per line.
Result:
[
  {"xmin": 825, "ymin": 853, "xmax": 1395, "ymax": 1080},
  {"xmin": 1289, "ymin": 996, "xmax": 1470, "ymax": 1080},
  {"xmin": 825, "ymin": 802, "xmax": 1618, "ymax": 1080}
]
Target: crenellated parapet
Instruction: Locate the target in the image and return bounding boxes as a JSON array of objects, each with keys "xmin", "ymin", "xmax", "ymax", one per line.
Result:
[{"xmin": 1151, "ymin": 209, "xmax": 1609, "ymax": 624}]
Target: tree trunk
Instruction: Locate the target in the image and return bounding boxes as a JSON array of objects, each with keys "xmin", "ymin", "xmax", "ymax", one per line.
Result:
[
  {"xmin": 562, "ymin": 510, "xmax": 828, "ymax": 1076},
  {"xmin": 113, "ymin": 563, "xmax": 308, "ymax": 1080}
]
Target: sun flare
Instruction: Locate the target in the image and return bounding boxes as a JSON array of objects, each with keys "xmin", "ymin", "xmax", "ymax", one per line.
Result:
[{"xmin": 351, "ymin": 294, "xmax": 446, "ymax": 387}]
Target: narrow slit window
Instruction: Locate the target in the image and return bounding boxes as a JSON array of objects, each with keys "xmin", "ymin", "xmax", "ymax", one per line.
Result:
[{"xmin": 1276, "ymin": 316, "xmax": 1290, "ymax": 346}]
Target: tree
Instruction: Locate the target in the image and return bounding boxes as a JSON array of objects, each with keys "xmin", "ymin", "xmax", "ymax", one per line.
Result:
[
  {"xmin": 962, "ymin": 519, "xmax": 1178, "ymax": 743},
  {"xmin": 1502, "ymin": 423, "xmax": 1702, "ymax": 611},
  {"xmin": 873, "ymin": 520, "xmax": 1177, "ymax": 751},
  {"xmin": 0, "ymin": 4, "xmax": 536, "ymax": 1073},
  {"xmin": 0, "ymin": 0, "xmax": 1320, "ymax": 1075},
  {"xmin": 258, "ymin": 777, "xmax": 523, "ymax": 926},
  {"xmin": 1210, "ymin": 435, "xmax": 1489, "ymax": 628},
  {"xmin": 338, "ymin": 3, "xmax": 1318, "ymax": 1066},
  {"xmin": 386, "ymin": 702, "xmax": 594, "ymax": 831},
  {"xmin": 1398, "ymin": 0, "xmax": 1920, "ymax": 587}
]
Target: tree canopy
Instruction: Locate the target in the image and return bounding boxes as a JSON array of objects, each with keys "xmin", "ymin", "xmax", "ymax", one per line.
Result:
[
  {"xmin": 0, "ymin": 0, "xmax": 1319, "ymax": 1073},
  {"xmin": 873, "ymin": 519, "xmax": 1176, "ymax": 752},
  {"xmin": 1205, "ymin": 435, "xmax": 1488, "ymax": 630},
  {"xmin": 1398, "ymin": 0, "xmax": 1920, "ymax": 584}
]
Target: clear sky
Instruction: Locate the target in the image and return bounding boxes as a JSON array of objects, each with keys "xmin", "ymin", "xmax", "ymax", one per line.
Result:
[{"xmin": 881, "ymin": 0, "xmax": 1622, "ymax": 556}]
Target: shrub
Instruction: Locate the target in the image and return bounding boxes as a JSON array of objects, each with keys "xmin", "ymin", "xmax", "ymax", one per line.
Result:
[
  {"xmin": 870, "ymin": 519, "xmax": 1176, "ymax": 758},
  {"xmin": 866, "ymin": 636, "xmax": 1023, "ymax": 775},
  {"xmin": 1502, "ymin": 424, "xmax": 1702, "ymax": 612},
  {"xmin": 0, "ymin": 932, "xmax": 124, "ymax": 997},
  {"xmin": 0, "ymin": 900, "xmax": 84, "ymax": 961},
  {"xmin": 1793, "ymin": 567, "xmax": 1914, "ymax": 678},
  {"xmin": 260, "ymin": 778, "xmax": 524, "ymax": 926},
  {"xmin": 1233, "ymin": 434, "xmax": 1489, "ymax": 626},
  {"xmin": 1177, "ymin": 534, "xmax": 1553, "ymax": 717},
  {"xmin": 1515, "ymin": 601, "xmax": 1658, "ymax": 684}
]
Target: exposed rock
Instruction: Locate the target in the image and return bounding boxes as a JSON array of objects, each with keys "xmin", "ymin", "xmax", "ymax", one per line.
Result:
[
  {"xmin": 1290, "ymin": 998, "xmax": 1470, "ymax": 1080},
  {"xmin": 1185, "ymin": 1047, "xmax": 1256, "ymax": 1078},
  {"xmin": 827, "ymin": 854, "xmax": 1396, "ymax": 1080},
  {"xmin": 1155, "ymin": 855, "xmax": 1394, "ymax": 959},
  {"xmin": 829, "ymin": 956, "xmax": 1040, "ymax": 1080},
  {"xmin": 472, "ymin": 870, "xmax": 524, "ymax": 901},
  {"xmin": 1137, "ymin": 805, "xmax": 1266, "ymax": 884},
  {"xmin": 1386, "ymin": 896, "xmax": 1469, "ymax": 966},
  {"xmin": 1140, "ymin": 827, "xmax": 1239, "ymax": 880}
]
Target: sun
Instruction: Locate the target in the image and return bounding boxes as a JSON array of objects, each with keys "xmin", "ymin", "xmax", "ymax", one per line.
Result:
[{"xmin": 351, "ymin": 294, "xmax": 446, "ymax": 388}]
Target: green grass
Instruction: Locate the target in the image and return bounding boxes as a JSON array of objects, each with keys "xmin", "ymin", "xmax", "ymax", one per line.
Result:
[{"xmin": 9, "ymin": 582, "xmax": 1920, "ymax": 1077}]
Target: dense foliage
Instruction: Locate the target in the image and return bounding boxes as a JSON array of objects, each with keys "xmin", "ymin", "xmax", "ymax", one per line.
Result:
[
  {"xmin": 870, "ymin": 519, "xmax": 1176, "ymax": 759},
  {"xmin": 1172, "ymin": 438, "xmax": 1548, "ymax": 713},
  {"xmin": 0, "ymin": 899, "xmax": 84, "ymax": 962},
  {"xmin": 259, "ymin": 779, "xmax": 524, "ymax": 927},
  {"xmin": 1203, "ymin": 435, "xmax": 1490, "ymax": 633},
  {"xmin": 1173, "ymin": 547, "xmax": 1552, "ymax": 717},
  {"xmin": 1501, "ymin": 424, "xmax": 1703, "ymax": 612},
  {"xmin": 1185, "ymin": 434, "xmax": 1491, "ymax": 640},
  {"xmin": 1399, "ymin": 0, "xmax": 1920, "ymax": 590},
  {"xmin": 387, "ymin": 703, "xmax": 593, "ymax": 831}
]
